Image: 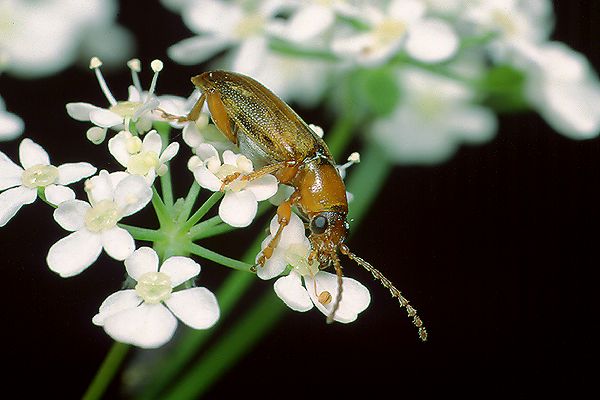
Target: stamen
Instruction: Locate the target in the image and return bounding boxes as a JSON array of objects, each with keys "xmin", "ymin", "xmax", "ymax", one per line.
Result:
[
  {"xmin": 127, "ymin": 58, "xmax": 143, "ymax": 94},
  {"xmin": 147, "ymin": 59, "xmax": 163, "ymax": 98},
  {"xmin": 89, "ymin": 56, "xmax": 117, "ymax": 106}
]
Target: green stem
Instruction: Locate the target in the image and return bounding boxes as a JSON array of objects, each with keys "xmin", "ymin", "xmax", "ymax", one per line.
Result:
[
  {"xmin": 191, "ymin": 223, "xmax": 236, "ymax": 240},
  {"xmin": 118, "ymin": 224, "xmax": 162, "ymax": 242},
  {"xmin": 155, "ymin": 122, "xmax": 174, "ymax": 207},
  {"xmin": 177, "ymin": 182, "xmax": 201, "ymax": 224},
  {"xmin": 181, "ymin": 191, "xmax": 224, "ymax": 233},
  {"xmin": 82, "ymin": 342, "xmax": 130, "ymax": 400},
  {"xmin": 152, "ymin": 187, "xmax": 172, "ymax": 229},
  {"xmin": 162, "ymin": 293, "xmax": 286, "ymax": 400},
  {"xmin": 189, "ymin": 215, "xmax": 223, "ymax": 236},
  {"xmin": 187, "ymin": 243, "xmax": 254, "ymax": 273}
]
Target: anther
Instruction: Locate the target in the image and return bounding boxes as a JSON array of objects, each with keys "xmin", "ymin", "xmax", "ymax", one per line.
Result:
[
  {"xmin": 127, "ymin": 58, "xmax": 141, "ymax": 72},
  {"xmin": 318, "ymin": 291, "xmax": 333, "ymax": 305},
  {"xmin": 89, "ymin": 57, "xmax": 103, "ymax": 69},
  {"xmin": 89, "ymin": 57, "xmax": 117, "ymax": 106}
]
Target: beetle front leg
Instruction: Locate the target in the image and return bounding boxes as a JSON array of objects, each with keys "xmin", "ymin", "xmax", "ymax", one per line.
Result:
[
  {"xmin": 256, "ymin": 190, "xmax": 300, "ymax": 267},
  {"xmin": 159, "ymin": 92, "xmax": 206, "ymax": 123}
]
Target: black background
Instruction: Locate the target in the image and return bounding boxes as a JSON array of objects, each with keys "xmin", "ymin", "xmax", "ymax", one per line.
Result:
[{"xmin": 1, "ymin": 1, "xmax": 598, "ymax": 398}]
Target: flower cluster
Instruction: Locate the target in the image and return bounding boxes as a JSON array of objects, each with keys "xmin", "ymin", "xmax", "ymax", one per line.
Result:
[
  {"xmin": 1, "ymin": 57, "xmax": 371, "ymax": 348},
  {"xmin": 165, "ymin": 0, "xmax": 600, "ymax": 164},
  {"xmin": 0, "ymin": 0, "xmax": 133, "ymax": 78}
]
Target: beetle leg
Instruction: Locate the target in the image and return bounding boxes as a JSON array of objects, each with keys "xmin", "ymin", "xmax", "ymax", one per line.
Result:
[
  {"xmin": 207, "ymin": 90, "xmax": 238, "ymax": 144},
  {"xmin": 220, "ymin": 160, "xmax": 295, "ymax": 191},
  {"xmin": 257, "ymin": 199, "xmax": 292, "ymax": 267},
  {"xmin": 158, "ymin": 92, "xmax": 207, "ymax": 123}
]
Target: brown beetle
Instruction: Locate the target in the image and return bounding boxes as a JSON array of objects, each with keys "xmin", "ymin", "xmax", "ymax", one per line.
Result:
[{"xmin": 171, "ymin": 70, "xmax": 427, "ymax": 341}]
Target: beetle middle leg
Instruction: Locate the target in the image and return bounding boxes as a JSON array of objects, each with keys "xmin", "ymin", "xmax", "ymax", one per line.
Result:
[{"xmin": 219, "ymin": 160, "xmax": 297, "ymax": 191}]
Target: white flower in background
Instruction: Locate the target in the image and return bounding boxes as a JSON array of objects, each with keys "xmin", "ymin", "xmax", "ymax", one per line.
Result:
[
  {"xmin": 188, "ymin": 144, "xmax": 278, "ymax": 228},
  {"xmin": 108, "ymin": 130, "xmax": 180, "ymax": 183},
  {"xmin": 331, "ymin": 0, "xmax": 459, "ymax": 65},
  {"xmin": 0, "ymin": 96, "xmax": 23, "ymax": 141},
  {"xmin": 517, "ymin": 41, "xmax": 600, "ymax": 139},
  {"xmin": 0, "ymin": 0, "xmax": 133, "ymax": 78},
  {"xmin": 46, "ymin": 171, "xmax": 152, "ymax": 277},
  {"xmin": 92, "ymin": 247, "xmax": 220, "ymax": 348},
  {"xmin": 269, "ymin": 0, "xmax": 358, "ymax": 43},
  {"xmin": 66, "ymin": 58, "xmax": 162, "ymax": 140},
  {"xmin": 464, "ymin": 0, "xmax": 553, "ymax": 54},
  {"xmin": 371, "ymin": 68, "xmax": 497, "ymax": 165},
  {"xmin": 257, "ymin": 213, "xmax": 371, "ymax": 323},
  {"xmin": 0, "ymin": 138, "xmax": 96, "ymax": 227},
  {"xmin": 168, "ymin": 0, "xmax": 285, "ymax": 72}
]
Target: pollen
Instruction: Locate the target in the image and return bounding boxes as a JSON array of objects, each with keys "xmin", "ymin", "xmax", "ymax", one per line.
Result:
[
  {"xmin": 21, "ymin": 165, "xmax": 59, "ymax": 188},
  {"xmin": 135, "ymin": 271, "xmax": 172, "ymax": 304}
]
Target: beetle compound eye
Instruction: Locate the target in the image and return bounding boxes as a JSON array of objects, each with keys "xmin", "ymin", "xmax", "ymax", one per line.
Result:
[{"xmin": 310, "ymin": 215, "xmax": 328, "ymax": 234}]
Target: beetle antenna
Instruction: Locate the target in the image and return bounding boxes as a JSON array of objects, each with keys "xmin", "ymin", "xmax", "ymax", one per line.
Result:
[
  {"xmin": 326, "ymin": 253, "xmax": 344, "ymax": 324},
  {"xmin": 340, "ymin": 244, "xmax": 428, "ymax": 341}
]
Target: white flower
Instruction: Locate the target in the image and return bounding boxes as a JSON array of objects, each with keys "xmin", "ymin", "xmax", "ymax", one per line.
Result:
[
  {"xmin": 189, "ymin": 144, "xmax": 278, "ymax": 228},
  {"xmin": 258, "ymin": 213, "xmax": 371, "ymax": 323},
  {"xmin": 46, "ymin": 170, "xmax": 152, "ymax": 277},
  {"xmin": 269, "ymin": 0, "xmax": 358, "ymax": 43},
  {"xmin": 66, "ymin": 58, "xmax": 162, "ymax": 139},
  {"xmin": 0, "ymin": 0, "xmax": 132, "ymax": 78},
  {"xmin": 92, "ymin": 247, "xmax": 220, "ymax": 348},
  {"xmin": 371, "ymin": 68, "xmax": 497, "ymax": 165},
  {"xmin": 513, "ymin": 41, "xmax": 600, "ymax": 140},
  {"xmin": 331, "ymin": 0, "xmax": 459, "ymax": 65},
  {"xmin": 0, "ymin": 96, "xmax": 23, "ymax": 141},
  {"xmin": 0, "ymin": 138, "xmax": 96, "ymax": 227},
  {"xmin": 108, "ymin": 130, "xmax": 179, "ymax": 183},
  {"xmin": 168, "ymin": 0, "xmax": 285, "ymax": 73}
]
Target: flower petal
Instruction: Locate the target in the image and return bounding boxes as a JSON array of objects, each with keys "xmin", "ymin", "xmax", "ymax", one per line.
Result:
[
  {"xmin": 159, "ymin": 142, "xmax": 180, "ymax": 164},
  {"xmin": 0, "ymin": 185, "xmax": 37, "ymax": 227},
  {"xmin": 256, "ymin": 237, "xmax": 289, "ymax": 280},
  {"xmin": 219, "ymin": 190, "xmax": 257, "ymax": 228},
  {"xmin": 66, "ymin": 102, "xmax": 100, "ymax": 121},
  {"xmin": 165, "ymin": 287, "xmax": 220, "ymax": 329},
  {"xmin": 142, "ymin": 130, "xmax": 163, "ymax": 155},
  {"xmin": 245, "ymin": 174, "xmax": 278, "ymax": 201},
  {"xmin": 269, "ymin": 212, "xmax": 307, "ymax": 248},
  {"xmin": 101, "ymin": 226, "xmax": 135, "ymax": 261},
  {"xmin": 125, "ymin": 246, "xmax": 160, "ymax": 280},
  {"xmin": 107, "ymin": 131, "xmax": 133, "ymax": 167},
  {"xmin": 192, "ymin": 166, "xmax": 222, "ymax": 191},
  {"xmin": 46, "ymin": 229, "xmax": 103, "ymax": 277},
  {"xmin": 53, "ymin": 199, "xmax": 89, "ymax": 231},
  {"xmin": 0, "ymin": 151, "xmax": 24, "ymax": 190},
  {"xmin": 114, "ymin": 175, "xmax": 152, "ymax": 217},
  {"xmin": 92, "ymin": 289, "xmax": 143, "ymax": 326},
  {"xmin": 274, "ymin": 272, "xmax": 314, "ymax": 312},
  {"xmin": 231, "ymin": 37, "xmax": 268, "ymax": 76},
  {"xmin": 0, "ymin": 109, "xmax": 24, "ymax": 141},
  {"xmin": 405, "ymin": 19, "xmax": 459, "ymax": 63},
  {"xmin": 90, "ymin": 108, "xmax": 123, "ymax": 128},
  {"xmin": 168, "ymin": 35, "xmax": 232, "ymax": 65},
  {"xmin": 19, "ymin": 138, "xmax": 50, "ymax": 168},
  {"xmin": 56, "ymin": 162, "xmax": 97, "ymax": 185},
  {"xmin": 45, "ymin": 184, "xmax": 75, "ymax": 206},
  {"xmin": 102, "ymin": 303, "xmax": 178, "ymax": 348},
  {"xmin": 160, "ymin": 256, "xmax": 201, "ymax": 287},
  {"xmin": 285, "ymin": 5, "xmax": 334, "ymax": 42},
  {"xmin": 305, "ymin": 272, "xmax": 371, "ymax": 323}
]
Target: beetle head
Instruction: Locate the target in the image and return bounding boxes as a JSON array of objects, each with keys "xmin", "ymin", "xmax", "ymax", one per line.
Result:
[{"xmin": 308, "ymin": 211, "xmax": 349, "ymax": 264}]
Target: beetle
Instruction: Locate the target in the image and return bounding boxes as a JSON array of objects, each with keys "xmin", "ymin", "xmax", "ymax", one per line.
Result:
[{"xmin": 169, "ymin": 70, "xmax": 427, "ymax": 341}]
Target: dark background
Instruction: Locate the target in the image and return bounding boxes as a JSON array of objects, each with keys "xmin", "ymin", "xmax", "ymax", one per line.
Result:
[{"xmin": 1, "ymin": 1, "xmax": 598, "ymax": 398}]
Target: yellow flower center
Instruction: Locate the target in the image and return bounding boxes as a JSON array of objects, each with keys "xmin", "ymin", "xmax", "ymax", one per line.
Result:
[
  {"xmin": 135, "ymin": 271, "xmax": 172, "ymax": 304},
  {"xmin": 373, "ymin": 19, "xmax": 407, "ymax": 45},
  {"xmin": 84, "ymin": 200, "xmax": 120, "ymax": 232},
  {"xmin": 21, "ymin": 165, "xmax": 59, "ymax": 188},
  {"xmin": 285, "ymin": 243, "xmax": 320, "ymax": 277},
  {"xmin": 109, "ymin": 101, "xmax": 143, "ymax": 118},
  {"xmin": 234, "ymin": 14, "xmax": 265, "ymax": 38}
]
